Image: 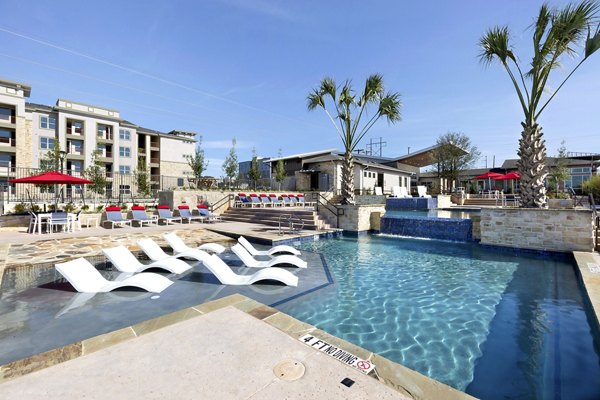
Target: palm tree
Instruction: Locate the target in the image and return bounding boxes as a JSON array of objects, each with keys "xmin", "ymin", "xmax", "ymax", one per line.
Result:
[
  {"xmin": 479, "ymin": 1, "xmax": 600, "ymax": 208},
  {"xmin": 307, "ymin": 74, "xmax": 402, "ymax": 204}
]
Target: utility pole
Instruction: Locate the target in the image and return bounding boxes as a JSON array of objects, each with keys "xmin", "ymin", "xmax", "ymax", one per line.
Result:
[
  {"xmin": 485, "ymin": 156, "xmax": 488, "ymax": 169},
  {"xmin": 365, "ymin": 137, "xmax": 387, "ymax": 157}
]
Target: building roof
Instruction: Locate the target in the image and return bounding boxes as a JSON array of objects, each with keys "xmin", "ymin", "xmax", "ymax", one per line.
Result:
[
  {"xmin": 25, "ymin": 102, "xmax": 54, "ymax": 113},
  {"xmin": 303, "ymin": 153, "xmax": 413, "ymax": 175},
  {"xmin": 500, "ymin": 157, "xmax": 595, "ymax": 169},
  {"xmin": 391, "ymin": 143, "xmax": 468, "ymax": 167},
  {"xmin": 267, "ymin": 148, "xmax": 337, "ymax": 163},
  {"xmin": 0, "ymin": 78, "xmax": 31, "ymax": 97}
]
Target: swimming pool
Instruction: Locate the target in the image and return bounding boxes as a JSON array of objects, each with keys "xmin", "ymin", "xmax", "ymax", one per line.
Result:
[{"xmin": 277, "ymin": 235, "xmax": 600, "ymax": 400}]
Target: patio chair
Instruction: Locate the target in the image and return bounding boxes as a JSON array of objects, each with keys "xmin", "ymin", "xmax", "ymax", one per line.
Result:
[
  {"xmin": 48, "ymin": 211, "xmax": 71, "ymax": 232},
  {"xmin": 200, "ymin": 253, "xmax": 298, "ymax": 287},
  {"xmin": 289, "ymin": 194, "xmax": 300, "ymax": 206},
  {"xmin": 163, "ymin": 232, "xmax": 225, "ymax": 255},
  {"xmin": 55, "ymin": 257, "xmax": 173, "ymax": 293},
  {"xmin": 280, "ymin": 194, "xmax": 292, "ymax": 206},
  {"xmin": 235, "ymin": 193, "xmax": 251, "ymax": 208},
  {"xmin": 231, "ymin": 243, "xmax": 307, "ymax": 268},
  {"xmin": 248, "ymin": 194, "xmax": 263, "ymax": 207},
  {"xmin": 197, "ymin": 205, "xmax": 222, "ymax": 222},
  {"xmin": 72, "ymin": 210, "xmax": 82, "ymax": 231},
  {"xmin": 131, "ymin": 206, "xmax": 158, "ymax": 227},
  {"xmin": 238, "ymin": 236, "xmax": 301, "ymax": 257},
  {"xmin": 138, "ymin": 238, "xmax": 214, "ymax": 263},
  {"xmin": 156, "ymin": 205, "xmax": 182, "ymax": 225},
  {"xmin": 417, "ymin": 186, "xmax": 432, "ymax": 198},
  {"xmin": 569, "ymin": 187, "xmax": 585, "ymax": 207},
  {"xmin": 296, "ymin": 193, "xmax": 316, "ymax": 207},
  {"xmin": 177, "ymin": 205, "xmax": 205, "ymax": 223},
  {"xmin": 104, "ymin": 207, "xmax": 133, "ymax": 229},
  {"xmin": 268, "ymin": 194, "xmax": 283, "ymax": 207},
  {"xmin": 259, "ymin": 194, "xmax": 272, "ymax": 207},
  {"xmin": 102, "ymin": 246, "xmax": 191, "ymax": 274},
  {"xmin": 375, "ymin": 187, "xmax": 383, "ymax": 196},
  {"xmin": 27, "ymin": 211, "xmax": 39, "ymax": 234}
]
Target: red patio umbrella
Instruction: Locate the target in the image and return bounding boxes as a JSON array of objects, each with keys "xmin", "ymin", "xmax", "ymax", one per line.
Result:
[
  {"xmin": 474, "ymin": 171, "xmax": 504, "ymax": 191},
  {"xmin": 9, "ymin": 171, "xmax": 92, "ymax": 184},
  {"xmin": 492, "ymin": 171, "xmax": 521, "ymax": 180},
  {"xmin": 9, "ymin": 171, "xmax": 93, "ymax": 209}
]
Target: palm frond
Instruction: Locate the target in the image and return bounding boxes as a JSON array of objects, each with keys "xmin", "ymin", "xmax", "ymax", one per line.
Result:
[
  {"xmin": 585, "ymin": 23, "xmax": 600, "ymax": 57},
  {"xmin": 378, "ymin": 92, "xmax": 402, "ymax": 123},
  {"xmin": 307, "ymin": 89, "xmax": 325, "ymax": 111},
  {"xmin": 362, "ymin": 74, "xmax": 384, "ymax": 104},
  {"xmin": 338, "ymin": 81, "xmax": 355, "ymax": 107},
  {"xmin": 478, "ymin": 26, "xmax": 516, "ymax": 66},
  {"xmin": 320, "ymin": 77, "xmax": 337, "ymax": 100}
]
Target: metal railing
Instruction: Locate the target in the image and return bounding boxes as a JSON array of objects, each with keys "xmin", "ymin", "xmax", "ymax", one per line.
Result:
[
  {"xmin": 309, "ymin": 192, "xmax": 341, "ymax": 228},
  {"xmin": 278, "ymin": 213, "xmax": 305, "ymax": 235},
  {"xmin": 210, "ymin": 193, "xmax": 234, "ymax": 212}
]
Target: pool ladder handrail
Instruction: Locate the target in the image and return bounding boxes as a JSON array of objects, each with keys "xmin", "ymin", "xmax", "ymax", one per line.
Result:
[{"xmin": 278, "ymin": 213, "xmax": 304, "ymax": 235}]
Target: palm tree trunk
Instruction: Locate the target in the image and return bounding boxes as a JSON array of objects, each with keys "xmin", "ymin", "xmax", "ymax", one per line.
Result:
[
  {"xmin": 517, "ymin": 122, "xmax": 547, "ymax": 208},
  {"xmin": 341, "ymin": 151, "xmax": 355, "ymax": 205}
]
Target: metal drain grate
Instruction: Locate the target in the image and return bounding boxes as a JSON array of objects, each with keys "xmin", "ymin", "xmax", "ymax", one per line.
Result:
[{"xmin": 273, "ymin": 359, "xmax": 305, "ymax": 381}]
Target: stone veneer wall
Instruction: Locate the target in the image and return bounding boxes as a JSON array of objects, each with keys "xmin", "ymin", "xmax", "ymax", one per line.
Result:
[
  {"xmin": 480, "ymin": 208, "xmax": 595, "ymax": 252},
  {"xmin": 159, "ymin": 190, "xmax": 234, "ymax": 213},
  {"xmin": 355, "ymin": 195, "xmax": 386, "ymax": 205},
  {"xmin": 159, "ymin": 161, "xmax": 193, "ymax": 177},
  {"xmin": 337, "ymin": 204, "xmax": 385, "ymax": 232},
  {"xmin": 15, "ymin": 117, "xmax": 32, "ymax": 168}
]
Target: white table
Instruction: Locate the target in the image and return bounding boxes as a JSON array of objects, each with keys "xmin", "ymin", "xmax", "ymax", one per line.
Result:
[{"xmin": 36, "ymin": 213, "xmax": 77, "ymax": 234}]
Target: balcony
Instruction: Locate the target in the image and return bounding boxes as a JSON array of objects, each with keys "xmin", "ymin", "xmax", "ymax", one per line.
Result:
[
  {"xmin": 0, "ymin": 136, "xmax": 15, "ymax": 147},
  {"xmin": 96, "ymin": 133, "xmax": 113, "ymax": 143},
  {"xmin": 149, "ymin": 157, "xmax": 160, "ymax": 166},
  {"xmin": 149, "ymin": 140, "xmax": 160, "ymax": 150}
]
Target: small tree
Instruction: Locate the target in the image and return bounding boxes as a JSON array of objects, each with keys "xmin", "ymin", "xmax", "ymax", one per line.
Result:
[
  {"xmin": 274, "ymin": 149, "xmax": 286, "ymax": 190},
  {"xmin": 38, "ymin": 140, "xmax": 62, "ymax": 195},
  {"xmin": 432, "ymin": 132, "xmax": 480, "ymax": 191},
  {"xmin": 548, "ymin": 141, "xmax": 570, "ymax": 196},
  {"xmin": 185, "ymin": 136, "xmax": 208, "ymax": 188},
  {"xmin": 583, "ymin": 175, "xmax": 600, "ymax": 200},
  {"xmin": 222, "ymin": 138, "xmax": 238, "ymax": 190},
  {"xmin": 248, "ymin": 148, "xmax": 261, "ymax": 190},
  {"xmin": 134, "ymin": 158, "xmax": 152, "ymax": 198},
  {"xmin": 84, "ymin": 149, "xmax": 107, "ymax": 208}
]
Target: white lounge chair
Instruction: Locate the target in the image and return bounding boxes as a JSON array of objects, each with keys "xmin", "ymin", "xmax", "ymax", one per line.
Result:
[
  {"xmin": 417, "ymin": 186, "xmax": 432, "ymax": 198},
  {"xmin": 197, "ymin": 206, "xmax": 222, "ymax": 222},
  {"xmin": 104, "ymin": 207, "xmax": 133, "ymax": 229},
  {"xmin": 231, "ymin": 243, "xmax": 307, "ymax": 268},
  {"xmin": 238, "ymin": 236, "xmax": 301, "ymax": 257},
  {"xmin": 375, "ymin": 187, "xmax": 383, "ymax": 196},
  {"xmin": 177, "ymin": 206, "xmax": 205, "ymax": 223},
  {"xmin": 131, "ymin": 206, "xmax": 158, "ymax": 227},
  {"xmin": 102, "ymin": 246, "xmax": 192, "ymax": 274},
  {"xmin": 163, "ymin": 232, "xmax": 226, "ymax": 255},
  {"xmin": 201, "ymin": 254, "xmax": 298, "ymax": 287},
  {"xmin": 138, "ymin": 238, "xmax": 212, "ymax": 263},
  {"xmin": 55, "ymin": 258, "xmax": 173, "ymax": 293}
]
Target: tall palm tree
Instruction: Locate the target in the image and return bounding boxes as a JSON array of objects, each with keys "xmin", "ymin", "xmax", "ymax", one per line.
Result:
[
  {"xmin": 479, "ymin": 1, "xmax": 600, "ymax": 208},
  {"xmin": 307, "ymin": 74, "xmax": 402, "ymax": 205}
]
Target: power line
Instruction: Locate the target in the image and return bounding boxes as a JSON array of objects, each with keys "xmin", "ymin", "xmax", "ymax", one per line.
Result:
[{"xmin": 0, "ymin": 26, "xmax": 319, "ymax": 127}]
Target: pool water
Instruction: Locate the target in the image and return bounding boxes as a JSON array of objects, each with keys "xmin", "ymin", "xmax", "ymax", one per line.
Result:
[
  {"xmin": 384, "ymin": 209, "xmax": 479, "ymax": 219},
  {"xmin": 277, "ymin": 235, "xmax": 600, "ymax": 400}
]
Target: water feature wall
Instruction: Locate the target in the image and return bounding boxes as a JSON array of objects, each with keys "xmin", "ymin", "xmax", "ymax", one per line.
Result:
[
  {"xmin": 380, "ymin": 197, "xmax": 473, "ymax": 241},
  {"xmin": 380, "ymin": 216, "xmax": 472, "ymax": 241}
]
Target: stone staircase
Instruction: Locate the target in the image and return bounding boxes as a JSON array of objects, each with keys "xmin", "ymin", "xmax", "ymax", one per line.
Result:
[{"xmin": 222, "ymin": 207, "xmax": 332, "ymax": 230}]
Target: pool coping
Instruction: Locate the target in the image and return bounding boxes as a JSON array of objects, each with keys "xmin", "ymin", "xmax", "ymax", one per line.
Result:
[
  {"xmin": 0, "ymin": 293, "xmax": 476, "ymax": 400},
  {"xmin": 573, "ymin": 251, "xmax": 600, "ymax": 331}
]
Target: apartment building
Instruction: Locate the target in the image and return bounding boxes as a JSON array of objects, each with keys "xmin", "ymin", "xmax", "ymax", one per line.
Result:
[{"xmin": 0, "ymin": 78, "xmax": 195, "ymax": 189}]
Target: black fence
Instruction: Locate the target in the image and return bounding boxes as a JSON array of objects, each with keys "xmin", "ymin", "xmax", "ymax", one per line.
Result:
[{"xmin": 0, "ymin": 166, "xmax": 288, "ymax": 206}]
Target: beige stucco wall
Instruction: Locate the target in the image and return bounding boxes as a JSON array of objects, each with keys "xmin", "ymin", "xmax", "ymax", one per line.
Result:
[
  {"xmin": 355, "ymin": 195, "xmax": 386, "ymax": 205},
  {"xmin": 480, "ymin": 208, "xmax": 595, "ymax": 252},
  {"xmin": 337, "ymin": 204, "xmax": 386, "ymax": 232},
  {"xmin": 159, "ymin": 190, "xmax": 234, "ymax": 214}
]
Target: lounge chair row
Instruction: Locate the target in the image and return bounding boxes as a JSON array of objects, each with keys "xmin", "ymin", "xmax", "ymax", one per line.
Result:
[
  {"xmin": 103, "ymin": 204, "xmax": 222, "ymax": 229},
  {"xmin": 235, "ymin": 193, "xmax": 316, "ymax": 208},
  {"xmin": 55, "ymin": 234, "xmax": 305, "ymax": 293},
  {"xmin": 390, "ymin": 186, "xmax": 432, "ymax": 198}
]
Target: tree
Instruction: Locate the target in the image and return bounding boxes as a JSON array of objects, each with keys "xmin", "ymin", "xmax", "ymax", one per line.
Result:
[
  {"xmin": 84, "ymin": 149, "xmax": 107, "ymax": 208},
  {"xmin": 479, "ymin": 1, "xmax": 600, "ymax": 207},
  {"xmin": 432, "ymin": 132, "xmax": 480, "ymax": 191},
  {"xmin": 248, "ymin": 148, "xmax": 261, "ymax": 190},
  {"xmin": 307, "ymin": 74, "xmax": 402, "ymax": 204},
  {"xmin": 274, "ymin": 149, "xmax": 286, "ymax": 190},
  {"xmin": 134, "ymin": 158, "xmax": 151, "ymax": 198},
  {"xmin": 548, "ymin": 141, "xmax": 570, "ymax": 195},
  {"xmin": 38, "ymin": 140, "xmax": 62, "ymax": 194},
  {"xmin": 185, "ymin": 136, "xmax": 208, "ymax": 187},
  {"xmin": 222, "ymin": 138, "xmax": 238, "ymax": 189}
]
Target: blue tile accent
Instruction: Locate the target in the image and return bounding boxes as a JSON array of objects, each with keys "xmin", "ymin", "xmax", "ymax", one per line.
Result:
[
  {"xmin": 380, "ymin": 216, "xmax": 472, "ymax": 242},
  {"xmin": 386, "ymin": 197, "xmax": 437, "ymax": 210}
]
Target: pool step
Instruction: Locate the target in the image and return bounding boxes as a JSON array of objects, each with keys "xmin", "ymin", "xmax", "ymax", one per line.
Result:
[{"xmin": 222, "ymin": 207, "xmax": 332, "ymax": 230}]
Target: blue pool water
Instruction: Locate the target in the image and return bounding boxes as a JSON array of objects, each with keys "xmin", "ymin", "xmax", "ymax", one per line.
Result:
[{"xmin": 277, "ymin": 235, "xmax": 600, "ymax": 400}]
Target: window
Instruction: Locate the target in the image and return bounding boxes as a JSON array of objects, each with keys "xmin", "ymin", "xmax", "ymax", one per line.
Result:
[
  {"xmin": 40, "ymin": 137, "xmax": 55, "ymax": 150},
  {"xmin": 119, "ymin": 146, "xmax": 131, "ymax": 157},
  {"xmin": 119, "ymin": 129, "xmax": 131, "ymax": 141},
  {"xmin": 40, "ymin": 116, "xmax": 56, "ymax": 129},
  {"xmin": 69, "ymin": 161, "xmax": 83, "ymax": 172},
  {"xmin": 0, "ymin": 107, "xmax": 11, "ymax": 122},
  {"xmin": 119, "ymin": 165, "xmax": 131, "ymax": 175},
  {"xmin": 119, "ymin": 184, "xmax": 131, "ymax": 195}
]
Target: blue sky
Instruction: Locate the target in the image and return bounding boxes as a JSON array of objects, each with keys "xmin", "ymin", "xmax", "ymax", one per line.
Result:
[{"xmin": 1, "ymin": 0, "xmax": 598, "ymax": 177}]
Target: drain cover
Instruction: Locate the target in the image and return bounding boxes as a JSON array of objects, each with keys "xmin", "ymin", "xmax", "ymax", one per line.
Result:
[{"xmin": 273, "ymin": 359, "xmax": 305, "ymax": 381}]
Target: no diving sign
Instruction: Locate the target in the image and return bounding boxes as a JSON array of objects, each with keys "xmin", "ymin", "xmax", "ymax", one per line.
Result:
[{"xmin": 299, "ymin": 334, "xmax": 376, "ymax": 374}]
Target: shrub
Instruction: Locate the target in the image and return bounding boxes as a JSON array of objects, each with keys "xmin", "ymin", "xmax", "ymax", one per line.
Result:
[
  {"xmin": 64, "ymin": 203, "xmax": 76, "ymax": 213},
  {"xmin": 13, "ymin": 203, "xmax": 26, "ymax": 214},
  {"xmin": 582, "ymin": 175, "xmax": 600, "ymax": 200},
  {"xmin": 81, "ymin": 204, "xmax": 90, "ymax": 212},
  {"xmin": 95, "ymin": 205, "xmax": 104, "ymax": 213}
]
